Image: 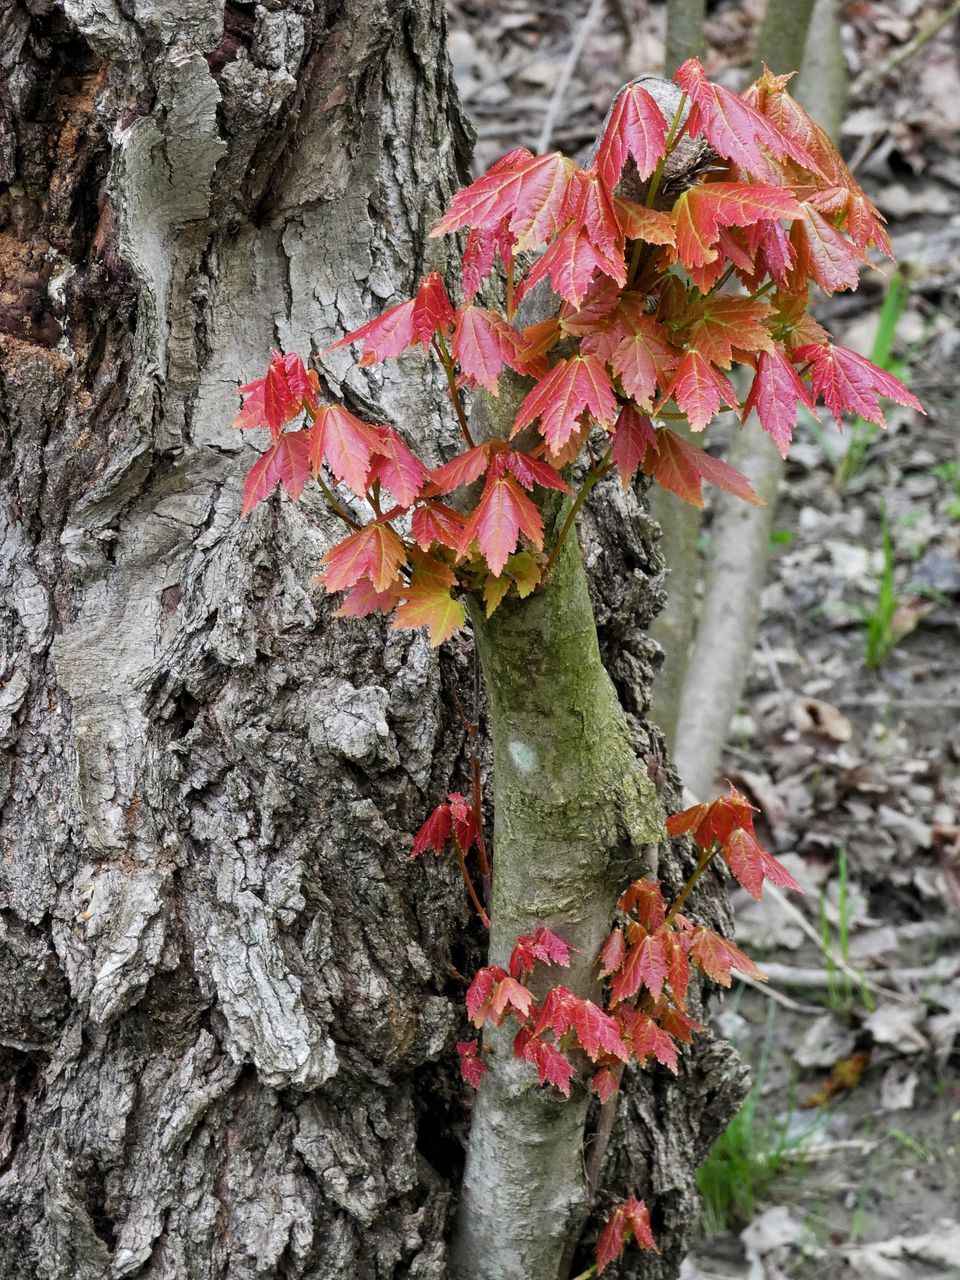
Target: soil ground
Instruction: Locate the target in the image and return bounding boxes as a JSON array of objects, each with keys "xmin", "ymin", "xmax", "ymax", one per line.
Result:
[{"xmin": 444, "ymin": 3, "xmax": 960, "ymax": 1275}]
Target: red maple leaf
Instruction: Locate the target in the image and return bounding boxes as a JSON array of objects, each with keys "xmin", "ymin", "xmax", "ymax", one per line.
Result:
[
  {"xmin": 430, "ymin": 149, "xmax": 579, "ymax": 252},
  {"xmin": 458, "ymin": 468, "xmax": 544, "ymax": 576},
  {"xmin": 490, "ymin": 975, "xmax": 536, "ymax": 1025},
  {"xmin": 628, "ymin": 1010, "xmax": 678, "ymax": 1073},
  {"xmin": 327, "ymin": 272, "xmax": 455, "ymax": 365},
  {"xmin": 452, "ymin": 305, "xmax": 529, "ymax": 394},
  {"xmin": 411, "ymin": 802, "xmax": 453, "ymax": 858},
  {"xmin": 572, "ymin": 997, "xmax": 630, "ymax": 1062},
  {"xmin": 794, "ymin": 342, "xmax": 923, "ymax": 428},
  {"xmin": 595, "ymin": 81, "xmax": 669, "ymax": 192},
  {"xmin": 393, "ymin": 552, "xmax": 466, "ymax": 646},
  {"xmin": 658, "ymin": 351, "xmax": 737, "ymax": 432},
  {"xmin": 689, "ymin": 925, "xmax": 765, "ymax": 987},
  {"xmin": 509, "ymin": 926, "xmax": 576, "ymax": 978},
  {"xmin": 788, "ymin": 203, "xmax": 864, "ymax": 295},
  {"xmin": 517, "ymin": 1036, "xmax": 575, "ymax": 1096},
  {"xmin": 516, "ymin": 224, "xmax": 615, "ymax": 310},
  {"xmin": 611, "ymin": 404, "xmax": 658, "ymax": 487},
  {"xmin": 590, "ymin": 1067, "xmax": 621, "ymax": 1104},
  {"xmin": 672, "ymin": 182, "xmax": 801, "ymax": 272},
  {"xmin": 514, "ymin": 355, "xmax": 617, "ymax": 455},
  {"xmin": 613, "ymin": 199, "xmax": 676, "ymax": 246},
  {"xmin": 505, "ymin": 451, "xmax": 571, "ymax": 493},
  {"xmin": 456, "ymin": 1040, "xmax": 488, "ymax": 1090},
  {"xmin": 428, "ymin": 443, "xmax": 494, "ymax": 495},
  {"xmin": 723, "ymin": 826, "xmax": 803, "ymax": 901},
  {"xmin": 651, "ymin": 997, "xmax": 704, "ymax": 1045},
  {"xmin": 242, "ymin": 430, "xmax": 313, "ymax": 515},
  {"xmin": 598, "ymin": 927, "xmax": 626, "ymax": 979},
  {"xmin": 465, "ymin": 965, "xmax": 509, "ymax": 1026},
  {"xmin": 617, "ymin": 878, "xmax": 667, "ymax": 931},
  {"xmin": 320, "ymin": 523, "xmax": 407, "ymax": 593},
  {"xmin": 682, "ymin": 296, "xmax": 775, "ymax": 370},
  {"xmin": 597, "ymin": 1197, "xmax": 658, "ymax": 1273},
  {"xmin": 611, "ymin": 316, "xmax": 678, "ymax": 407},
  {"xmin": 644, "ymin": 427, "xmax": 762, "ymax": 509},
  {"xmin": 666, "ymin": 783, "xmax": 758, "ymax": 848},
  {"xmin": 366, "ymin": 425, "xmax": 429, "ymax": 507},
  {"xmin": 410, "ymin": 501, "xmax": 468, "ymax": 551},
  {"xmin": 675, "ymin": 57, "xmax": 820, "ymax": 177},
  {"xmin": 235, "ymin": 350, "xmax": 316, "ymax": 436},
  {"xmin": 334, "ymin": 580, "xmax": 402, "ymax": 620},
  {"xmin": 610, "ymin": 933, "xmax": 668, "ymax": 1004},
  {"xmin": 532, "ymin": 986, "xmax": 578, "ymax": 1039},
  {"xmin": 462, "ymin": 218, "xmax": 515, "ymax": 303},
  {"xmin": 307, "ymin": 404, "xmax": 384, "ymax": 497},
  {"xmin": 742, "ymin": 346, "xmax": 819, "ymax": 457}
]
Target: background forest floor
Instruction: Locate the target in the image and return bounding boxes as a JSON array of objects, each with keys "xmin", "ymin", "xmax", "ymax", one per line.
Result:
[{"xmin": 444, "ymin": 2, "xmax": 960, "ymax": 1276}]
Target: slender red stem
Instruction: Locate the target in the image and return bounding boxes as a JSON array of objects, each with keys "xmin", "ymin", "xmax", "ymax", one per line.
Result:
[
  {"xmin": 664, "ymin": 844, "xmax": 721, "ymax": 925},
  {"xmin": 433, "ymin": 333, "xmax": 476, "ymax": 448},
  {"xmin": 456, "ymin": 843, "xmax": 490, "ymax": 929}
]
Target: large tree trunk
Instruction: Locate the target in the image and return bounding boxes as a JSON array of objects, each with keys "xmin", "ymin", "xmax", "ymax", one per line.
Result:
[{"xmin": 0, "ymin": 5, "xmax": 744, "ymax": 1277}]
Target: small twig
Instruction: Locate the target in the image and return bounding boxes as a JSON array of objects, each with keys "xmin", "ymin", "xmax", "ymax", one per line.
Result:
[
  {"xmin": 757, "ymin": 957, "xmax": 960, "ymax": 989},
  {"xmin": 854, "ymin": 0, "xmax": 960, "ymax": 95},
  {"xmin": 455, "ymin": 842, "xmax": 490, "ymax": 929},
  {"xmin": 450, "ymin": 683, "xmax": 492, "ymax": 903},
  {"xmin": 734, "ymin": 972, "xmax": 823, "ymax": 1014},
  {"xmin": 761, "ymin": 884, "xmax": 911, "ymax": 1005},
  {"xmin": 536, "ymin": 0, "xmax": 607, "ymax": 154}
]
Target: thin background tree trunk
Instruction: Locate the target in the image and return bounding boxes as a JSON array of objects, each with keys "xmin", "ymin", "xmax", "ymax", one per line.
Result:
[{"xmin": 0, "ymin": 5, "xmax": 744, "ymax": 1277}]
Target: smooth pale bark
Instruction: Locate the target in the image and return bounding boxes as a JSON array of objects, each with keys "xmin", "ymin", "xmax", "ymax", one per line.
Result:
[
  {"xmin": 648, "ymin": 425, "xmax": 701, "ymax": 756},
  {"xmin": 665, "ymin": 0, "xmax": 707, "ymax": 74},
  {"xmin": 750, "ymin": 0, "xmax": 818, "ymax": 76},
  {"xmin": 451, "ymin": 526, "xmax": 662, "ymax": 1280}
]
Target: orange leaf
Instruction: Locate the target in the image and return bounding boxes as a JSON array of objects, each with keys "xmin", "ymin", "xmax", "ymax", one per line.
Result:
[
  {"xmin": 459, "ymin": 471, "xmax": 544, "ymax": 576},
  {"xmin": 320, "ymin": 523, "xmax": 407, "ymax": 593}
]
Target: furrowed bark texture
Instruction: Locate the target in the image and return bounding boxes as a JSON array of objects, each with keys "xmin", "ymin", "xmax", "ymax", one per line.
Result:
[
  {"xmin": 0, "ymin": 3, "xmax": 478, "ymax": 1277},
  {"xmin": 1, "ymin": 18, "xmax": 746, "ymax": 1278}
]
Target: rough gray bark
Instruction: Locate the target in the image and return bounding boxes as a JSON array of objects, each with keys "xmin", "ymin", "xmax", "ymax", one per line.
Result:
[
  {"xmin": 0, "ymin": 11, "xmax": 744, "ymax": 1279},
  {"xmin": 1, "ymin": 3, "xmax": 474, "ymax": 1276}
]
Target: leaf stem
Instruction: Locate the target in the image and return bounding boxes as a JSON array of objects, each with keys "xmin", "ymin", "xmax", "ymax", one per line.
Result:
[
  {"xmin": 644, "ymin": 94, "xmax": 687, "ymax": 211},
  {"xmin": 455, "ymin": 842, "xmax": 490, "ymax": 929},
  {"xmin": 664, "ymin": 843, "xmax": 721, "ymax": 926},
  {"xmin": 434, "ymin": 333, "xmax": 477, "ymax": 448},
  {"xmin": 542, "ymin": 448, "xmax": 613, "ymax": 579},
  {"xmin": 505, "ymin": 248, "xmax": 516, "ymax": 322},
  {"xmin": 313, "ymin": 469, "xmax": 362, "ymax": 530}
]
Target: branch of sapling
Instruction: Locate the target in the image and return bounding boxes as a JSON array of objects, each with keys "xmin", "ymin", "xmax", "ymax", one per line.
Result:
[
  {"xmin": 542, "ymin": 446, "xmax": 614, "ymax": 579},
  {"xmin": 664, "ymin": 843, "xmax": 722, "ymax": 925}
]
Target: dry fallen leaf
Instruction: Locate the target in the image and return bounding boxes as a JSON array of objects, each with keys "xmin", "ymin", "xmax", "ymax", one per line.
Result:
[{"xmin": 794, "ymin": 697, "xmax": 853, "ymax": 743}]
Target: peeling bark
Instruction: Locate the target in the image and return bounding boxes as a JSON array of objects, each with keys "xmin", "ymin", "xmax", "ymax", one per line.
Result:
[{"xmin": 1, "ymin": 12, "xmax": 743, "ymax": 1279}]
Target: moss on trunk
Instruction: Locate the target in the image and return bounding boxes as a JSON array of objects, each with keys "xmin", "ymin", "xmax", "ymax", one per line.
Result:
[{"xmin": 451, "ymin": 525, "xmax": 662, "ymax": 1280}]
